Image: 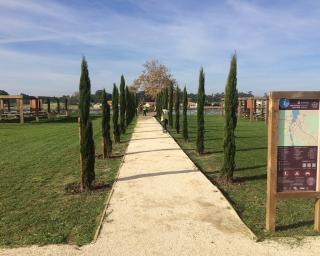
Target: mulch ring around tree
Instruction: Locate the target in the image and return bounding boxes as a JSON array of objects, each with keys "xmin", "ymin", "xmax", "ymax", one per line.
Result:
[
  {"xmin": 65, "ymin": 181, "xmax": 111, "ymax": 194},
  {"xmin": 211, "ymin": 176, "xmax": 243, "ymax": 187}
]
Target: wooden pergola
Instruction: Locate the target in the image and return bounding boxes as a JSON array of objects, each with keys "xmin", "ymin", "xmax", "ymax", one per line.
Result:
[
  {"xmin": 0, "ymin": 95, "xmax": 24, "ymax": 124},
  {"xmin": 238, "ymin": 96, "xmax": 269, "ymax": 124}
]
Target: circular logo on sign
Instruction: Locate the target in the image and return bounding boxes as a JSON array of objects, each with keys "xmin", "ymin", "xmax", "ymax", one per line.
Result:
[
  {"xmin": 306, "ymin": 177, "xmax": 315, "ymax": 186},
  {"xmin": 279, "ymin": 98, "xmax": 290, "ymax": 109},
  {"xmin": 312, "ymin": 101, "xmax": 318, "ymax": 109}
]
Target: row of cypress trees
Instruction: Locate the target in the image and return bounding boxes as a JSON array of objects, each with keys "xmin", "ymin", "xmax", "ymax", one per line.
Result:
[
  {"xmin": 108, "ymin": 80, "xmax": 136, "ymax": 152},
  {"xmin": 79, "ymin": 58, "xmax": 137, "ymax": 191},
  {"xmin": 155, "ymin": 84, "xmax": 189, "ymax": 142},
  {"xmin": 196, "ymin": 55, "xmax": 238, "ymax": 181},
  {"xmin": 155, "ymin": 54, "xmax": 238, "ymax": 181},
  {"xmin": 79, "ymin": 58, "xmax": 95, "ymax": 191}
]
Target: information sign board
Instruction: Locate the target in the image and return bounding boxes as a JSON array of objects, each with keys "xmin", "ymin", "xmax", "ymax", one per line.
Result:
[{"xmin": 266, "ymin": 92, "xmax": 320, "ymax": 232}]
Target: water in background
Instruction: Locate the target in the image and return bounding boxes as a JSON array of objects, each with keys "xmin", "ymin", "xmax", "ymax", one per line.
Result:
[{"xmin": 186, "ymin": 108, "xmax": 222, "ymax": 116}]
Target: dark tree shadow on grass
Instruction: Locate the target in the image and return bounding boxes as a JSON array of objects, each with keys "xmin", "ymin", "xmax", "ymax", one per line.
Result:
[
  {"xmin": 236, "ymin": 146, "xmax": 267, "ymax": 152},
  {"xmin": 235, "ymin": 164, "xmax": 267, "ymax": 172},
  {"xmin": 233, "ymin": 173, "xmax": 267, "ymax": 182},
  {"xmin": 96, "ymin": 154, "xmax": 124, "ymax": 159},
  {"xmin": 236, "ymin": 136, "xmax": 267, "ymax": 139},
  {"xmin": 276, "ymin": 220, "xmax": 314, "ymax": 232},
  {"xmin": 182, "ymin": 148, "xmax": 223, "ymax": 154}
]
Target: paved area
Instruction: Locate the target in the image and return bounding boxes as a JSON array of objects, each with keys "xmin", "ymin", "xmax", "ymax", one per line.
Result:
[{"xmin": 1, "ymin": 116, "xmax": 320, "ymax": 255}]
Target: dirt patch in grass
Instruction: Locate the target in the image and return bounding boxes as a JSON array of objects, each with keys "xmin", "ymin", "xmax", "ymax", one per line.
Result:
[{"xmin": 65, "ymin": 182, "xmax": 111, "ymax": 194}]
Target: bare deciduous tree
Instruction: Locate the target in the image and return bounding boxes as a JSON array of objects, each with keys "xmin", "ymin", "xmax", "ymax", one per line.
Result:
[{"xmin": 130, "ymin": 59, "xmax": 175, "ymax": 100}]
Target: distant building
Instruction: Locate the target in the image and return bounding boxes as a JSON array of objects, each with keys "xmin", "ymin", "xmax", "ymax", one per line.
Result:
[
  {"xmin": 188, "ymin": 101, "xmax": 197, "ymax": 109},
  {"xmin": 93, "ymin": 103, "xmax": 102, "ymax": 109}
]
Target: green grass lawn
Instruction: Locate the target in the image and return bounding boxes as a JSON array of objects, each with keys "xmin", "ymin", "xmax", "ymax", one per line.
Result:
[
  {"xmin": 0, "ymin": 116, "xmax": 135, "ymax": 247},
  {"xmin": 169, "ymin": 115, "xmax": 319, "ymax": 239}
]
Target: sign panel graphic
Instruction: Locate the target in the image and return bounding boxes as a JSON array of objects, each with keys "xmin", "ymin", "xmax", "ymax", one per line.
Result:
[{"xmin": 277, "ymin": 99, "xmax": 319, "ymax": 192}]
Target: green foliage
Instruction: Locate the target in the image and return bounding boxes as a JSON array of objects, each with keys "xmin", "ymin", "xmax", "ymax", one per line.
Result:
[
  {"xmin": 47, "ymin": 98, "xmax": 51, "ymax": 113},
  {"xmin": 79, "ymin": 59, "xmax": 90, "ymax": 126},
  {"xmin": 196, "ymin": 68, "xmax": 205, "ymax": 154},
  {"xmin": 112, "ymin": 84, "xmax": 120, "ymax": 143},
  {"xmin": 221, "ymin": 54, "xmax": 239, "ymax": 180},
  {"xmin": 0, "ymin": 90, "xmax": 8, "ymax": 95},
  {"xmin": 125, "ymin": 86, "xmax": 130, "ymax": 127},
  {"xmin": 168, "ymin": 82, "xmax": 173, "ymax": 128},
  {"xmin": 182, "ymin": 86, "xmax": 188, "ymax": 142},
  {"xmin": 64, "ymin": 98, "xmax": 68, "ymax": 111},
  {"xmin": 79, "ymin": 57, "xmax": 95, "ymax": 190},
  {"xmin": 57, "ymin": 98, "xmax": 60, "ymax": 113},
  {"xmin": 175, "ymin": 86, "xmax": 180, "ymax": 133},
  {"xmin": 125, "ymin": 86, "xmax": 136, "ymax": 126},
  {"xmin": 119, "ymin": 75, "xmax": 126, "ymax": 134},
  {"xmin": 155, "ymin": 94, "xmax": 161, "ymax": 117},
  {"xmin": 163, "ymin": 87, "xmax": 168, "ymax": 109},
  {"xmin": 94, "ymin": 89, "xmax": 105, "ymax": 103},
  {"xmin": 102, "ymin": 89, "xmax": 112, "ymax": 158},
  {"xmin": 81, "ymin": 121, "xmax": 95, "ymax": 188}
]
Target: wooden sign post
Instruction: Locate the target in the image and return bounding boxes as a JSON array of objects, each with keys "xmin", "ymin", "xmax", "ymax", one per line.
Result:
[{"xmin": 266, "ymin": 91, "xmax": 320, "ymax": 231}]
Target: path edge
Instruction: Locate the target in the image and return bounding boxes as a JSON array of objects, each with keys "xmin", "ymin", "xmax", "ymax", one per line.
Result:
[
  {"xmin": 92, "ymin": 119, "xmax": 138, "ymax": 243},
  {"xmin": 159, "ymin": 116, "xmax": 258, "ymax": 241}
]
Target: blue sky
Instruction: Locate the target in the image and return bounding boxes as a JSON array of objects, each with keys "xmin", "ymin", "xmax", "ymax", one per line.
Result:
[{"xmin": 0, "ymin": 0, "xmax": 319, "ymax": 96}]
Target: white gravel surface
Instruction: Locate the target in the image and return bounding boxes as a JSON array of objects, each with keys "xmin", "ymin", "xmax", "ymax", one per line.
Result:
[{"xmin": 1, "ymin": 116, "xmax": 320, "ymax": 256}]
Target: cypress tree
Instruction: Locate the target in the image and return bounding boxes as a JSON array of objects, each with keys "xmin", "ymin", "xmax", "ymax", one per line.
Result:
[
  {"xmin": 182, "ymin": 86, "xmax": 188, "ymax": 142},
  {"xmin": 83, "ymin": 121, "xmax": 95, "ymax": 189},
  {"xmin": 158, "ymin": 93, "xmax": 161, "ymax": 117},
  {"xmin": 65, "ymin": 98, "xmax": 68, "ymax": 111},
  {"xmin": 196, "ymin": 68, "xmax": 205, "ymax": 154},
  {"xmin": 221, "ymin": 54, "xmax": 238, "ymax": 181},
  {"xmin": 47, "ymin": 98, "xmax": 51, "ymax": 113},
  {"xmin": 112, "ymin": 84, "xmax": 120, "ymax": 143},
  {"xmin": 119, "ymin": 75, "xmax": 126, "ymax": 134},
  {"xmin": 157, "ymin": 92, "xmax": 162, "ymax": 117},
  {"xmin": 164, "ymin": 87, "xmax": 168, "ymax": 109},
  {"xmin": 156, "ymin": 94, "xmax": 160, "ymax": 117},
  {"xmin": 125, "ymin": 86, "xmax": 130, "ymax": 126},
  {"xmin": 168, "ymin": 82, "xmax": 173, "ymax": 128},
  {"xmin": 7, "ymin": 100, "xmax": 11, "ymax": 112},
  {"xmin": 175, "ymin": 86, "xmax": 180, "ymax": 133},
  {"xmin": 133, "ymin": 93, "xmax": 137, "ymax": 117},
  {"xmin": 102, "ymin": 89, "xmax": 112, "ymax": 158},
  {"xmin": 57, "ymin": 98, "xmax": 60, "ymax": 113},
  {"xmin": 79, "ymin": 57, "xmax": 95, "ymax": 191}
]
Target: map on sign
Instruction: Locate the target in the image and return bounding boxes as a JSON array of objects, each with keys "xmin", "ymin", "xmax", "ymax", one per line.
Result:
[
  {"xmin": 278, "ymin": 110, "xmax": 319, "ymax": 146},
  {"xmin": 277, "ymin": 99, "xmax": 319, "ymax": 192}
]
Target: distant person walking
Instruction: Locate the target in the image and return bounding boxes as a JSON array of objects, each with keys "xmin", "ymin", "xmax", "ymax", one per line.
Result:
[
  {"xmin": 143, "ymin": 104, "xmax": 147, "ymax": 116},
  {"xmin": 161, "ymin": 109, "xmax": 169, "ymax": 132}
]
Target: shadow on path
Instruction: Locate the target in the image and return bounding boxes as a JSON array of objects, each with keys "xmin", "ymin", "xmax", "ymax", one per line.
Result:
[
  {"xmin": 133, "ymin": 130, "xmax": 162, "ymax": 133},
  {"xmin": 118, "ymin": 169, "xmax": 198, "ymax": 181},
  {"xmin": 131, "ymin": 137, "xmax": 171, "ymax": 141},
  {"xmin": 126, "ymin": 148, "xmax": 180, "ymax": 155}
]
